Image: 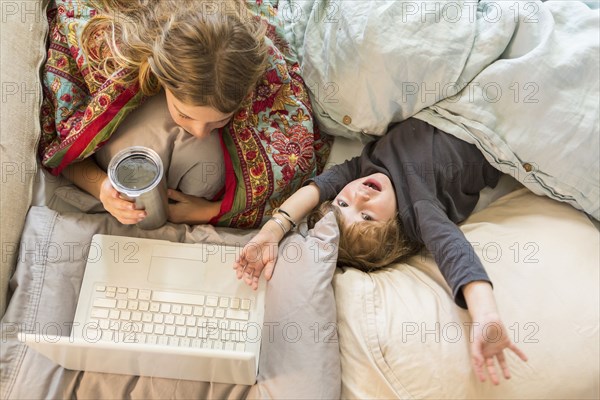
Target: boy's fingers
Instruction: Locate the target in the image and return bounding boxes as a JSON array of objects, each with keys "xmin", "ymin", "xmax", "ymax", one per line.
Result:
[
  {"xmin": 496, "ymin": 352, "xmax": 511, "ymax": 380},
  {"xmin": 486, "ymin": 358, "xmax": 499, "ymax": 385},
  {"xmin": 509, "ymin": 343, "xmax": 528, "ymax": 362},
  {"xmin": 264, "ymin": 260, "xmax": 275, "ymax": 280},
  {"xmin": 471, "ymin": 352, "xmax": 486, "ymax": 382}
]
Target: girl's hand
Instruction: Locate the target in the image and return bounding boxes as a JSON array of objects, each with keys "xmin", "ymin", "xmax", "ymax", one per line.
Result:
[
  {"xmin": 470, "ymin": 312, "xmax": 528, "ymax": 385},
  {"xmin": 233, "ymin": 227, "xmax": 280, "ymax": 290},
  {"xmin": 167, "ymin": 189, "xmax": 222, "ymax": 225},
  {"xmin": 98, "ymin": 177, "xmax": 146, "ymax": 224}
]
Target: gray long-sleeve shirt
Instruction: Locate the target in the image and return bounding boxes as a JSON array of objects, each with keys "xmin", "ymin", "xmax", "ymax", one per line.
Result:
[{"xmin": 311, "ymin": 118, "xmax": 501, "ymax": 308}]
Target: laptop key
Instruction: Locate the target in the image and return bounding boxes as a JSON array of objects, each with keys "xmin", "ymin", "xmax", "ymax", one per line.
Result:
[
  {"xmin": 152, "ymin": 291, "xmax": 205, "ymax": 306},
  {"xmin": 206, "ymin": 296, "xmax": 218, "ymax": 307},
  {"xmin": 93, "ymin": 298, "xmax": 117, "ymax": 308},
  {"xmin": 142, "ymin": 313, "xmax": 153, "ymax": 322},
  {"xmin": 240, "ymin": 299, "xmax": 251, "ymax": 310},
  {"xmin": 91, "ymin": 308, "xmax": 109, "ymax": 319},
  {"xmin": 226, "ymin": 309, "xmax": 250, "ymax": 321},
  {"xmin": 157, "ymin": 336, "xmax": 169, "ymax": 346},
  {"xmin": 230, "ymin": 298, "xmax": 240, "ymax": 309}
]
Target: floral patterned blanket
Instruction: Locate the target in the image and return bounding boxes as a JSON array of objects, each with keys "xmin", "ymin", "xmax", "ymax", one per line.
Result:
[{"xmin": 39, "ymin": 0, "xmax": 331, "ymax": 228}]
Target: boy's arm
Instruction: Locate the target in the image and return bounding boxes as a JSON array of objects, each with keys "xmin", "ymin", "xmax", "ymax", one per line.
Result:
[
  {"xmin": 462, "ymin": 281, "xmax": 528, "ymax": 385},
  {"xmin": 413, "ymin": 201, "xmax": 492, "ymax": 308},
  {"xmin": 233, "ymin": 183, "xmax": 321, "ymax": 289},
  {"xmin": 414, "ymin": 201, "xmax": 527, "ymax": 383}
]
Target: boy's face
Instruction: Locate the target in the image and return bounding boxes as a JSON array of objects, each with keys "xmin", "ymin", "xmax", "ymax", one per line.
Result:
[
  {"xmin": 333, "ymin": 173, "xmax": 397, "ymax": 225},
  {"xmin": 165, "ymin": 88, "xmax": 234, "ymax": 139}
]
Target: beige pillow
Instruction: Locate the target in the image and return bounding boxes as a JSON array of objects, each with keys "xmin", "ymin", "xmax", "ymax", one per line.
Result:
[
  {"xmin": 94, "ymin": 91, "xmax": 225, "ymax": 199},
  {"xmin": 334, "ymin": 188, "xmax": 599, "ymax": 399},
  {"xmin": 0, "ymin": 0, "xmax": 50, "ymax": 317}
]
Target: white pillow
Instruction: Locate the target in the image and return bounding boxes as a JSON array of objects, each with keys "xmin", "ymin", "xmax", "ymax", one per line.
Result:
[{"xmin": 334, "ymin": 188, "xmax": 599, "ymax": 399}]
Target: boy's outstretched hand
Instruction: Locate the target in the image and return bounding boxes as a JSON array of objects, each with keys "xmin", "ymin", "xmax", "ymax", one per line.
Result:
[
  {"xmin": 469, "ymin": 312, "xmax": 528, "ymax": 385},
  {"xmin": 233, "ymin": 227, "xmax": 280, "ymax": 290}
]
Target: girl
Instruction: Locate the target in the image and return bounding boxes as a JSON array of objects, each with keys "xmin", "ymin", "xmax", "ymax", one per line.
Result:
[
  {"xmin": 40, "ymin": 0, "xmax": 329, "ymax": 227},
  {"xmin": 234, "ymin": 118, "xmax": 528, "ymax": 385}
]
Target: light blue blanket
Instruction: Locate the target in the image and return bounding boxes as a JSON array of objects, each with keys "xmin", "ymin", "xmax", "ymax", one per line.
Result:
[{"xmin": 282, "ymin": 0, "xmax": 599, "ymax": 219}]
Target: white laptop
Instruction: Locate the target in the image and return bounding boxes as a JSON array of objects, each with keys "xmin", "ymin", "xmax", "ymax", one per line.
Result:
[{"xmin": 19, "ymin": 234, "xmax": 266, "ymax": 385}]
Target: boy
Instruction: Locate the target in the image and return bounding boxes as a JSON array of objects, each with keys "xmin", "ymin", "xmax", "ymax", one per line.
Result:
[{"xmin": 234, "ymin": 118, "xmax": 527, "ymax": 385}]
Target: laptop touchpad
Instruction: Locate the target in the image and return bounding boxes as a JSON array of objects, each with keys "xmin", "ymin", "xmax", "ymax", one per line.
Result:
[{"xmin": 148, "ymin": 245, "xmax": 207, "ymax": 289}]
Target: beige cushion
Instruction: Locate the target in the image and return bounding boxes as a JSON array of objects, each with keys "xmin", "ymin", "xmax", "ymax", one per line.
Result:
[
  {"xmin": 334, "ymin": 188, "xmax": 599, "ymax": 399},
  {"xmin": 94, "ymin": 91, "xmax": 225, "ymax": 199},
  {"xmin": 0, "ymin": 0, "xmax": 49, "ymax": 317}
]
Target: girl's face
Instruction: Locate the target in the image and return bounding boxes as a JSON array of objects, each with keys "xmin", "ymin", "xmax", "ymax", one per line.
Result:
[
  {"xmin": 165, "ymin": 88, "xmax": 234, "ymax": 139},
  {"xmin": 333, "ymin": 173, "xmax": 397, "ymax": 225}
]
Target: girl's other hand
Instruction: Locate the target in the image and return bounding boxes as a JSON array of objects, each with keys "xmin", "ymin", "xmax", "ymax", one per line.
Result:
[{"xmin": 167, "ymin": 189, "xmax": 222, "ymax": 225}]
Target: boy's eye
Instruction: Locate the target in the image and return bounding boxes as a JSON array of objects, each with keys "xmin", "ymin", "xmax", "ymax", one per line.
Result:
[
  {"xmin": 178, "ymin": 113, "xmax": 191, "ymax": 120},
  {"xmin": 361, "ymin": 213, "xmax": 373, "ymax": 221},
  {"xmin": 337, "ymin": 200, "xmax": 348, "ymax": 207}
]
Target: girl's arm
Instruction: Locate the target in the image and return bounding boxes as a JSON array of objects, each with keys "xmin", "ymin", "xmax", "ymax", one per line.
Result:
[
  {"xmin": 233, "ymin": 183, "xmax": 321, "ymax": 289},
  {"xmin": 166, "ymin": 189, "xmax": 222, "ymax": 224},
  {"xmin": 462, "ymin": 281, "xmax": 528, "ymax": 385},
  {"xmin": 62, "ymin": 157, "xmax": 146, "ymax": 224}
]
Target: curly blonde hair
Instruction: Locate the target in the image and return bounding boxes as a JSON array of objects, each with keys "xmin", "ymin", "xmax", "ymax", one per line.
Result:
[
  {"xmin": 82, "ymin": 0, "xmax": 269, "ymax": 113},
  {"xmin": 308, "ymin": 201, "xmax": 422, "ymax": 272}
]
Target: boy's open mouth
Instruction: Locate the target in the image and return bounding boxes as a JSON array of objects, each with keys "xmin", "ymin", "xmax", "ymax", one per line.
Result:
[{"xmin": 362, "ymin": 178, "xmax": 381, "ymax": 192}]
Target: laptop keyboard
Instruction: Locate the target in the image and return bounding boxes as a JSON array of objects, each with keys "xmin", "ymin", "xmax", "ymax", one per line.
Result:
[{"xmin": 84, "ymin": 284, "xmax": 255, "ymax": 352}]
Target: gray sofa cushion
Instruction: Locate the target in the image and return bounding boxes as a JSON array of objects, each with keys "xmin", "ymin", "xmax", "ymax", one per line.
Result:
[{"xmin": 0, "ymin": 0, "xmax": 50, "ymax": 317}]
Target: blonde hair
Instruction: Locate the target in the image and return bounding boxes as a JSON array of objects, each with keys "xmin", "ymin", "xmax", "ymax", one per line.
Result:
[
  {"xmin": 308, "ymin": 202, "xmax": 422, "ymax": 272},
  {"xmin": 82, "ymin": 0, "xmax": 269, "ymax": 113}
]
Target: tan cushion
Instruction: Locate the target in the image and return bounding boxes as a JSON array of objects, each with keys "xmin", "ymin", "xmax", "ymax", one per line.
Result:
[
  {"xmin": 334, "ymin": 189, "xmax": 599, "ymax": 399},
  {"xmin": 0, "ymin": 0, "xmax": 49, "ymax": 317}
]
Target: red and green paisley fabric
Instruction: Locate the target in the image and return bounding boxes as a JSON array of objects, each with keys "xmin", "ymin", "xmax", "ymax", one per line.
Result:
[{"xmin": 39, "ymin": 0, "xmax": 331, "ymax": 228}]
